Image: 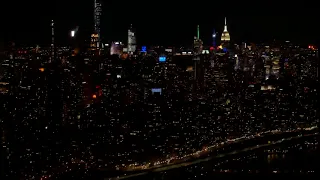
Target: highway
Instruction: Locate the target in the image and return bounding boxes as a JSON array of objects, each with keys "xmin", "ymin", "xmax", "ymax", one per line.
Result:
[
  {"xmin": 151, "ymin": 132, "xmax": 318, "ymax": 173},
  {"xmin": 122, "ymin": 127, "xmax": 317, "ymax": 172},
  {"xmin": 108, "ymin": 127, "xmax": 318, "ymax": 180}
]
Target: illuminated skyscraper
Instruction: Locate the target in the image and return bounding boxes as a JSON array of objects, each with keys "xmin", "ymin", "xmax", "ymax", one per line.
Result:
[
  {"xmin": 110, "ymin": 42, "xmax": 124, "ymax": 55},
  {"xmin": 90, "ymin": 33, "xmax": 99, "ymax": 49},
  {"xmin": 193, "ymin": 25, "xmax": 203, "ymax": 55},
  {"xmin": 127, "ymin": 24, "xmax": 136, "ymax": 53},
  {"xmin": 193, "ymin": 25, "xmax": 204, "ymax": 91},
  {"xmin": 51, "ymin": 20, "xmax": 55, "ymax": 62},
  {"xmin": 212, "ymin": 29, "xmax": 217, "ymax": 47},
  {"xmin": 48, "ymin": 20, "xmax": 63, "ymax": 128},
  {"xmin": 316, "ymin": 47, "xmax": 319, "ymax": 78},
  {"xmin": 221, "ymin": 17, "xmax": 230, "ymax": 42},
  {"xmin": 91, "ymin": 0, "xmax": 102, "ymax": 49},
  {"xmin": 197, "ymin": 24, "xmax": 200, "ymax": 39}
]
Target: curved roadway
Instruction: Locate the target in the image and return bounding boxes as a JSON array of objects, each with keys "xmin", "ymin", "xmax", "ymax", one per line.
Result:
[{"xmin": 110, "ymin": 127, "xmax": 318, "ymax": 180}]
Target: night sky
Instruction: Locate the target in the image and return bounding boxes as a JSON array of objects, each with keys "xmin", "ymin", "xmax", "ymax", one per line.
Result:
[{"xmin": 3, "ymin": 0, "xmax": 319, "ymax": 46}]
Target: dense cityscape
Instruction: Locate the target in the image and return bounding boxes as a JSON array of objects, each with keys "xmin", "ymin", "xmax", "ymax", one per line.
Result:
[{"xmin": 2, "ymin": 2, "xmax": 320, "ymax": 179}]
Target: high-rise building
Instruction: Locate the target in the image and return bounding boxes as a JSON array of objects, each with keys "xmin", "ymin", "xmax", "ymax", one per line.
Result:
[
  {"xmin": 91, "ymin": 0, "xmax": 102, "ymax": 49},
  {"xmin": 193, "ymin": 25, "xmax": 205, "ymax": 92},
  {"xmin": 193, "ymin": 25, "xmax": 203, "ymax": 55},
  {"xmin": 110, "ymin": 42, "xmax": 124, "ymax": 55},
  {"xmin": 221, "ymin": 17, "xmax": 230, "ymax": 43},
  {"xmin": 212, "ymin": 29, "xmax": 217, "ymax": 48},
  {"xmin": 90, "ymin": 33, "xmax": 99, "ymax": 49},
  {"xmin": 51, "ymin": 20, "xmax": 55, "ymax": 63},
  {"xmin": 127, "ymin": 24, "xmax": 136, "ymax": 53}
]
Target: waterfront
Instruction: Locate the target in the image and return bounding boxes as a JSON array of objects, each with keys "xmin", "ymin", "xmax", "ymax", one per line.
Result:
[
  {"xmin": 128, "ymin": 133, "xmax": 320, "ymax": 179},
  {"xmin": 56, "ymin": 133, "xmax": 320, "ymax": 179}
]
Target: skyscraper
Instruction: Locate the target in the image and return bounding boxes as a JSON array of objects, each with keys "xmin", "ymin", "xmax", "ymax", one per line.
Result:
[
  {"xmin": 193, "ymin": 25, "xmax": 204, "ymax": 92},
  {"xmin": 193, "ymin": 25, "xmax": 203, "ymax": 55},
  {"xmin": 51, "ymin": 20, "xmax": 55, "ymax": 63},
  {"xmin": 212, "ymin": 29, "xmax": 217, "ymax": 48},
  {"xmin": 91, "ymin": 0, "xmax": 102, "ymax": 49},
  {"xmin": 221, "ymin": 17, "xmax": 230, "ymax": 43},
  {"xmin": 127, "ymin": 24, "xmax": 136, "ymax": 53},
  {"xmin": 47, "ymin": 19, "xmax": 63, "ymax": 129}
]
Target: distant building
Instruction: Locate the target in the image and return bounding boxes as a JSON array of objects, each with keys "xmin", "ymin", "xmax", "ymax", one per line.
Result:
[
  {"xmin": 90, "ymin": 33, "xmax": 99, "ymax": 49},
  {"xmin": 110, "ymin": 41, "xmax": 123, "ymax": 55},
  {"xmin": 221, "ymin": 17, "xmax": 230, "ymax": 43},
  {"xmin": 93, "ymin": 0, "xmax": 102, "ymax": 47},
  {"xmin": 212, "ymin": 29, "xmax": 217, "ymax": 48},
  {"xmin": 127, "ymin": 24, "xmax": 136, "ymax": 53},
  {"xmin": 193, "ymin": 25, "xmax": 203, "ymax": 55}
]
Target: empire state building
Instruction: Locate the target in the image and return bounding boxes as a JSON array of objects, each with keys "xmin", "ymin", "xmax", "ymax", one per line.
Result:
[{"xmin": 221, "ymin": 17, "xmax": 230, "ymax": 43}]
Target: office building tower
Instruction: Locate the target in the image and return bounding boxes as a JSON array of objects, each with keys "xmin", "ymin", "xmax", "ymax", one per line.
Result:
[
  {"xmin": 91, "ymin": 0, "xmax": 102, "ymax": 49},
  {"xmin": 212, "ymin": 29, "xmax": 217, "ymax": 48},
  {"xmin": 221, "ymin": 17, "xmax": 230, "ymax": 43},
  {"xmin": 51, "ymin": 20, "xmax": 55, "ymax": 62},
  {"xmin": 110, "ymin": 42, "xmax": 124, "ymax": 55},
  {"xmin": 193, "ymin": 25, "xmax": 205, "ymax": 92},
  {"xmin": 193, "ymin": 25, "xmax": 203, "ymax": 55},
  {"xmin": 127, "ymin": 24, "xmax": 136, "ymax": 53}
]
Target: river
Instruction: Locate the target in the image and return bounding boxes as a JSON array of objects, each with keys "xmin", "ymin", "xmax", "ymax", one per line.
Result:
[
  {"xmin": 57, "ymin": 133, "xmax": 320, "ymax": 179},
  {"xmin": 130, "ymin": 133, "xmax": 320, "ymax": 179}
]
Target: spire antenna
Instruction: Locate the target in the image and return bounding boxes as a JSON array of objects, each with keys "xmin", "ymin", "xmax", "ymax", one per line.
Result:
[
  {"xmin": 221, "ymin": 17, "xmax": 230, "ymax": 42},
  {"xmin": 197, "ymin": 25, "xmax": 200, "ymax": 39},
  {"xmin": 224, "ymin": 17, "xmax": 228, "ymax": 32}
]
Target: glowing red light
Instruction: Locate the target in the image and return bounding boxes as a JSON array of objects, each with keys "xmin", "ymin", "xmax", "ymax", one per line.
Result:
[
  {"xmin": 308, "ymin": 45, "xmax": 315, "ymax": 49},
  {"xmin": 209, "ymin": 46, "xmax": 214, "ymax": 50}
]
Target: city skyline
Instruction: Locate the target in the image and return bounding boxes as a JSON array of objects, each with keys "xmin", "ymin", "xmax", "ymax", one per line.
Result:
[
  {"xmin": 2, "ymin": 1, "xmax": 320, "ymax": 178},
  {"xmin": 3, "ymin": 1, "xmax": 319, "ymax": 46}
]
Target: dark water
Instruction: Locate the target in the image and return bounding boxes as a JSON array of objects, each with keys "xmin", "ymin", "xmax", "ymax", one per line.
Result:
[
  {"xmin": 58, "ymin": 134, "xmax": 320, "ymax": 179},
  {"xmin": 133, "ymin": 134, "xmax": 320, "ymax": 179}
]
